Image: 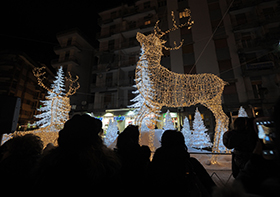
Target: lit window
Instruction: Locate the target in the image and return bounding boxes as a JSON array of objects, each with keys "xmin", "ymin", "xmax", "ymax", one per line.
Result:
[{"xmin": 145, "ymin": 20, "xmax": 151, "ymax": 25}]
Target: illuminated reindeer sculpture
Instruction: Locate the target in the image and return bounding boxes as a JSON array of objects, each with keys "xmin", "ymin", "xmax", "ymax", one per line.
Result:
[
  {"xmin": 32, "ymin": 66, "xmax": 80, "ymax": 132},
  {"xmin": 2, "ymin": 67, "xmax": 80, "ymax": 147},
  {"xmin": 135, "ymin": 10, "xmax": 229, "ymax": 154}
]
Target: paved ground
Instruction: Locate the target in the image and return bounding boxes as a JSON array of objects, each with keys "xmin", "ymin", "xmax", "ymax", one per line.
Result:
[
  {"xmin": 190, "ymin": 153, "xmax": 235, "ymax": 187},
  {"xmin": 207, "ymin": 169, "xmax": 234, "ymax": 187}
]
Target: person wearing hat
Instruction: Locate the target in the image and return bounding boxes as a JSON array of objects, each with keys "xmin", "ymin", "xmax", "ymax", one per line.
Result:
[{"xmin": 34, "ymin": 114, "xmax": 121, "ymax": 195}]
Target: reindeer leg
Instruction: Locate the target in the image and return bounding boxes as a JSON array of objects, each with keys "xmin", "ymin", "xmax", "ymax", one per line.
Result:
[{"xmin": 202, "ymin": 99, "xmax": 229, "ymax": 164}]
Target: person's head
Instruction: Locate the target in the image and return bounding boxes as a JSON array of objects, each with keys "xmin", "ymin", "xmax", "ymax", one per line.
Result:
[
  {"xmin": 233, "ymin": 117, "xmax": 248, "ymax": 131},
  {"xmin": 116, "ymin": 125, "xmax": 139, "ymax": 150},
  {"xmin": 161, "ymin": 130, "xmax": 186, "ymax": 149},
  {"xmin": 3, "ymin": 134, "xmax": 43, "ymax": 159},
  {"xmin": 58, "ymin": 114, "xmax": 103, "ymax": 149}
]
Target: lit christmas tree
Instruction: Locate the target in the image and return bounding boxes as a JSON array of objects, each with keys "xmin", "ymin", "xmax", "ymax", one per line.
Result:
[
  {"xmin": 163, "ymin": 110, "xmax": 175, "ymax": 130},
  {"xmin": 181, "ymin": 116, "xmax": 192, "ymax": 147},
  {"xmin": 128, "ymin": 47, "xmax": 161, "ymax": 129},
  {"xmin": 104, "ymin": 119, "xmax": 118, "ymax": 147},
  {"xmin": 192, "ymin": 108, "xmax": 212, "ymax": 149},
  {"xmin": 1, "ymin": 66, "xmax": 80, "ymax": 147},
  {"xmin": 33, "ymin": 66, "xmax": 79, "ymax": 132},
  {"xmin": 238, "ymin": 106, "xmax": 248, "ymax": 117},
  {"xmin": 35, "ymin": 66, "xmax": 66, "ymax": 129}
]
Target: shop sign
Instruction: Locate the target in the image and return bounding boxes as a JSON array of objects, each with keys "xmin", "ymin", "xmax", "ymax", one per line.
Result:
[
  {"xmin": 95, "ymin": 116, "xmax": 103, "ymax": 121},
  {"xmin": 114, "ymin": 115, "xmax": 125, "ymax": 122}
]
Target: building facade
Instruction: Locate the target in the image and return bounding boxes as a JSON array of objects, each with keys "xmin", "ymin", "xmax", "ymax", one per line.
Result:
[
  {"xmin": 52, "ymin": 29, "xmax": 96, "ymax": 114},
  {"xmin": 0, "ymin": 50, "xmax": 55, "ymax": 130},
  {"xmin": 92, "ymin": 0, "xmax": 280, "ymax": 132},
  {"xmin": 229, "ymin": 0, "xmax": 280, "ymax": 117}
]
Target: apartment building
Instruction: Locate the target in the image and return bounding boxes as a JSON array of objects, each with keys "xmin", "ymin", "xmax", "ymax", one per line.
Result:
[
  {"xmin": 0, "ymin": 50, "xmax": 55, "ymax": 130},
  {"xmin": 92, "ymin": 0, "xmax": 280, "ymax": 131},
  {"xmin": 52, "ymin": 29, "xmax": 96, "ymax": 114},
  {"xmin": 229, "ymin": 0, "xmax": 280, "ymax": 117}
]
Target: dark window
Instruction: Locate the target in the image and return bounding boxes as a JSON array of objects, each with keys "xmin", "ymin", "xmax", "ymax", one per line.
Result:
[
  {"xmin": 158, "ymin": 0, "xmax": 166, "ymax": 7},
  {"xmin": 106, "ymin": 73, "xmax": 113, "ymax": 87},
  {"xmin": 67, "ymin": 38, "xmax": 72, "ymax": 46},
  {"xmin": 144, "ymin": 1, "xmax": 150, "ymax": 9},
  {"xmin": 108, "ymin": 40, "xmax": 115, "ymax": 50},
  {"xmin": 65, "ymin": 51, "xmax": 70, "ymax": 59}
]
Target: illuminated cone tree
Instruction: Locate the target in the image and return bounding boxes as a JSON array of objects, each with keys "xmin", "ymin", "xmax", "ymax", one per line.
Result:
[
  {"xmin": 181, "ymin": 116, "xmax": 192, "ymax": 147},
  {"xmin": 163, "ymin": 110, "xmax": 175, "ymax": 130},
  {"xmin": 104, "ymin": 119, "xmax": 118, "ymax": 147},
  {"xmin": 35, "ymin": 66, "xmax": 66, "ymax": 129},
  {"xmin": 33, "ymin": 66, "xmax": 80, "ymax": 132},
  {"xmin": 192, "ymin": 108, "xmax": 212, "ymax": 149},
  {"xmin": 238, "ymin": 106, "xmax": 248, "ymax": 117}
]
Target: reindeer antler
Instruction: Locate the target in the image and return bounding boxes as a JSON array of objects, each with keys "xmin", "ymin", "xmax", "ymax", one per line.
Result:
[
  {"xmin": 33, "ymin": 67, "xmax": 53, "ymax": 93},
  {"xmin": 154, "ymin": 8, "xmax": 194, "ymax": 50},
  {"xmin": 154, "ymin": 9, "xmax": 194, "ymax": 38},
  {"xmin": 64, "ymin": 72, "xmax": 80, "ymax": 97}
]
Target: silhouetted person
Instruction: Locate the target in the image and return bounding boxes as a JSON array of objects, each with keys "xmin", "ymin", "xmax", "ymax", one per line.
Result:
[
  {"xmin": 223, "ymin": 117, "xmax": 257, "ymax": 178},
  {"xmin": 234, "ymin": 99, "xmax": 280, "ymax": 196},
  {"xmin": 149, "ymin": 130, "xmax": 215, "ymax": 196},
  {"xmin": 34, "ymin": 114, "xmax": 121, "ymax": 195},
  {"xmin": 0, "ymin": 134, "xmax": 43, "ymax": 194},
  {"xmin": 115, "ymin": 125, "xmax": 151, "ymax": 196}
]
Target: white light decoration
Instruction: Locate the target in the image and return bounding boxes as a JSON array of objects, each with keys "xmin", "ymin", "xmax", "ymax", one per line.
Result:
[
  {"xmin": 104, "ymin": 119, "xmax": 118, "ymax": 147},
  {"xmin": 238, "ymin": 106, "xmax": 248, "ymax": 117},
  {"xmin": 134, "ymin": 9, "xmax": 229, "ymax": 162},
  {"xmin": 192, "ymin": 108, "xmax": 212, "ymax": 149},
  {"xmin": 3, "ymin": 66, "xmax": 80, "ymax": 147},
  {"xmin": 181, "ymin": 116, "xmax": 192, "ymax": 148},
  {"xmin": 34, "ymin": 66, "xmax": 68, "ymax": 130},
  {"xmin": 163, "ymin": 110, "xmax": 175, "ymax": 130}
]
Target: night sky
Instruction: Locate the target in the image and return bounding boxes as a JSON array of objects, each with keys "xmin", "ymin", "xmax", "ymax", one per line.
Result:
[{"xmin": 1, "ymin": 0, "xmax": 129, "ymax": 65}]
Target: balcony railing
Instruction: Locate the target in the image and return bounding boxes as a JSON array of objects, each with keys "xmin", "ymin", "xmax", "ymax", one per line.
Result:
[
  {"xmin": 97, "ymin": 18, "xmax": 156, "ymax": 39},
  {"xmin": 53, "ymin": 41, "xmax": 82, "ymax": 52},
  {"xmin": 95, "ymin": 60, "xmax": 137, "ymax": 72},
  {"xmin": 246, "ymin": 61, "xmax": 274, "ymax": 70},
  {"xmin": 51, "ymin": 56, "xmax": 80, "ymax": 66}
]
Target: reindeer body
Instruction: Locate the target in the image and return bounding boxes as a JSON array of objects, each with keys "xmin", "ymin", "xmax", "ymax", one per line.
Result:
[
  {"xmin": 138, "ymin": 54, "xmax": 227, "ymax": 107},
  {"xmin": 135, "ymin": 31, "xmax": 229, "ymax": 154}
]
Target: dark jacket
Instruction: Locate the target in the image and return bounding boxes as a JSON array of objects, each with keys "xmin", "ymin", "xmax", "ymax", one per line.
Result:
[
  {"xmin": 223, "ymin": 128, "xmax": 257, "ymax": 177},
  {"xmin": 236, "ymin": 154, "xmax": 280, "ymax": 196}
]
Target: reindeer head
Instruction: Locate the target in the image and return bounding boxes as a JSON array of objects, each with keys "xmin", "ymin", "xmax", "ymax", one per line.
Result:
[
  {"xmin": 136, "ymin": 32, "xmax": 163, "ymax": 55},
  {"xmin": 136, "ymin": 9, "xmax": 194, "ymax": 54}
]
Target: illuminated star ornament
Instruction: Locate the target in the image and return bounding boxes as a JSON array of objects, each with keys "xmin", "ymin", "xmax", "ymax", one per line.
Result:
[{"xmin": 133, "ymin": 9, "xmax": 229, "ymax": 161}]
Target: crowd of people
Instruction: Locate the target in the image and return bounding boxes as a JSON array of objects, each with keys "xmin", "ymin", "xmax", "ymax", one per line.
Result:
[{"xmin": 1, "ymin": 100, "xmax": 280, "ymax": 196}]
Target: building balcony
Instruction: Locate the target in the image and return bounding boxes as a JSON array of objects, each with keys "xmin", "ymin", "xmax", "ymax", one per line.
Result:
[
  {"xmin": 114, "ymin": 40, "xmax": 140, "ymax": 53},
  {"xmin": 229, "ymin": 0, "xmax": 262, "ymax": 13},
  {"xmin": 53, "ymin": 42, "xmax": 82, "ymax": 53},
  {"xmin": 246, "ymin": 61, "xmax": 274, "ymax": 70},
  {"xmin": 242, "ymin": 61, "xmax": 276, "ymax": 77},
  {"xmin": 51, "ymin": 57, "xmax": 80, "ymax": 67},
  {"xmin": 98, "ymin": 5, "xmax": 156, "ymax": 25},
  {"xmin": 236, "ymin": 40, "xmax": 265, "ymax": 53},
  {"xmin": 90, "ymin": 84, "xmax": 107, "ymax": 93},
  {"xmin": 97, "ymin": 18, "xmax": 156, "ymax": 40},
  {"xmin": 94, "ymin": 59, "xmax": 137, "ymax": 73},
  {"xmin": 232, "ymin": 21, "xmax": 260, "ymax": 32},
  {"xmin": 90, "ymin": 78, "xmax": 135, "ymax": 93}
]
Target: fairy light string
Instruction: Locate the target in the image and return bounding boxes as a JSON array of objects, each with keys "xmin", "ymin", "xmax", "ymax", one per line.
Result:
[
  {"xmin": 3, "ymin": 67, "xmax": 80, "ymax": 147},
  {"xmin": 134, "ymin": 9, "xmax": 229, "ymax": 162}
]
